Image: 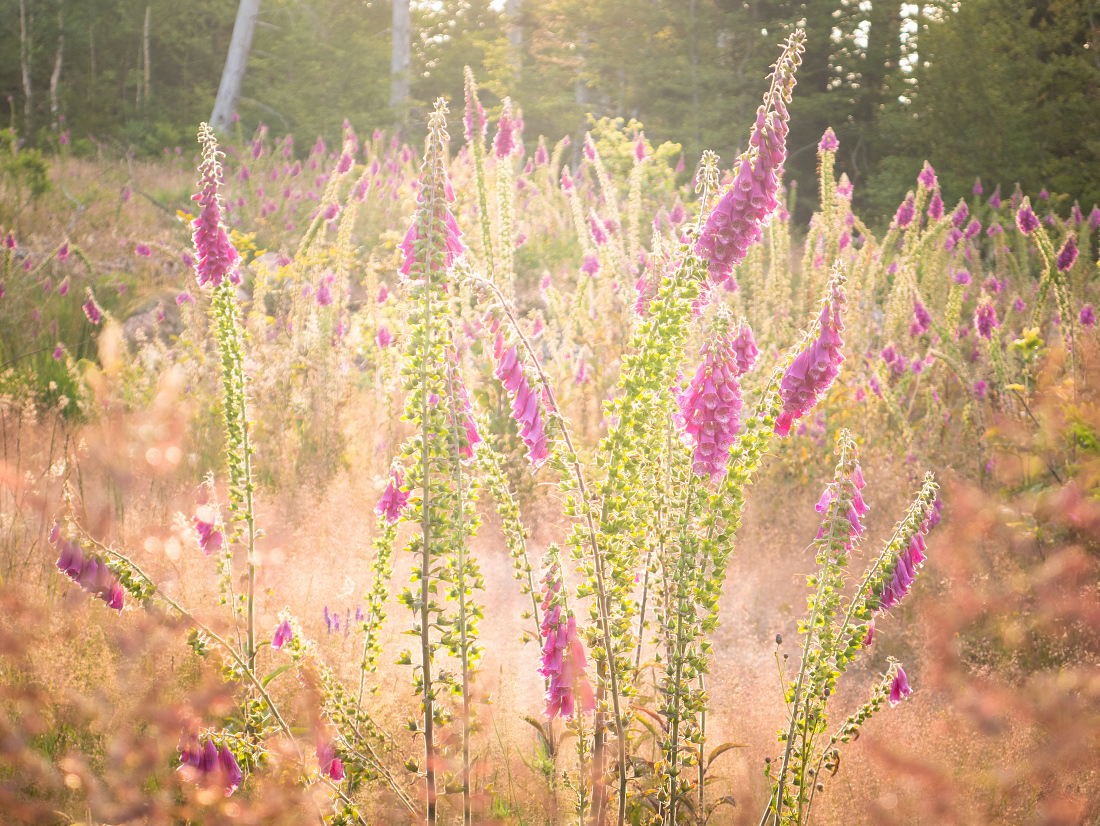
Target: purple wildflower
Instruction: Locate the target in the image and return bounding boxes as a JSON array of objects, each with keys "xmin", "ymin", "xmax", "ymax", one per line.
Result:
[
  {"xmin": 377, "ymin": 325, "xmax": 393, "ymax": 348},
  {"xmin": 398, "ymin": 156, "xmax": 465, "ymax": 281},
  {"xmin": 1040, "ymin": 188, "xmax": 1049, "ymax": 200},
  {"xmin": 694, "ymin": 47, "xmax": 801, "ymax": 284},
  {"xmin": 965, "ymin": 218, "xmax": 982, "ymax": 240},
  {"xmin": 193, "ymin": 505, "xmax": 223, "ymax": 555},
  {"xmin": 910, "ymin": 299, "xmax": 931, "ymax": 337},
  {"xmin": 927, "ymin": 190, "xmax": 944, "ymax": 221},
  {"xmin": 82, "ymin": 293, "xmax": 103, "ymax": 325},
  {"xmin": 895, "ymin": 193, "xmax": 916, "ymax": 229},
  {"xmin": 191, "ymin": 126, "xmax": 241, "ymax": 288},
  {"xmin": 589, "ymin": 214, "xmax": 608, "ymax": 246},
  {"xmin": 675, "ymin": 327, "xmax": 753, "ymax": 482},
  {"xmin": 1091, "ymin": 206, "xmax": 1100, "ymax": 229},
  {"xmin": 876, "ymin": 528, "xmax": 928, "ymax": 614},
  {"xmin": 973, "ymin": 178, "xmax": 983, "ymax": 196},
  {"xmin": 669, "ymin": 201, "xmax": 685, "ymax": 224},
  {"xmin": 1014, "ymin": 297, "xmax": 1026, "ymax": 312},
  {"xmin": 881, "ymin": 345, "xmax": 897, "ymax": 364},
  {"xmin": 952, "ymin": 201, "xmax": 969, "ymax": 228},
  {"xmin": 376, "ymin": 468, "xmax": 410, "ymax": 525},
  {"xmin": 1016, "ymin": 201, "xmax": 1039, "ymax": 235},
  {"xmin": 818, "ymin": 128, "xmax": 839, "ymax": 152},
  {"xmin": 954, "ymin": 269, "xmax": 972, "ymax": 285},
  {"xmin": 1057, "ymin": 233, "xmax": 1078, "ymax": 272},
  {"xmin": 272, "ymin": 620, "xmax": 293, "ymax": 650},
  {"xmin": 316, "ymin": 739, "xmax": 346, "ymax": 781},
  {"xmin": 52, "ymin": 531, "xmax": 124, "ymax": 611},
  {"xmin": 1071, "ymin": 203, "xmax": 1083, "ymax": 224},
  {"xmin": 492, "ymin": 98, "xmax": 518, "ymax": 159},
  {"xmin": 538, "ymin": 555, "xmax": 595, "ymax": 720},
  {"xmin": 889, "ymin": 666, "xmax": 912, "ymax": 707},
  {"xmin": 975, "ymin": 302, "xmax": 999, "ymax": 339},
  {"xmin": 1080, "ymin": 304, "xmax": 1096, "ymax": 329},
  {"xmin": 581, "ymin": 254, "xmax": 600, "ymax": 276},
  {"xmin": 918, "ymin": 162, "xmax": 937, "ymax": 190},
  {"xmin": 493, "ymin": 333, "xmax": 550, "ymax": 468},
  {"xmin": 989, "ymin": 186, "xmax": 1002, "ymax": 209},
  {"xmin": 775, "ymin": 280, "xmax": 846, "ymax": 437}
]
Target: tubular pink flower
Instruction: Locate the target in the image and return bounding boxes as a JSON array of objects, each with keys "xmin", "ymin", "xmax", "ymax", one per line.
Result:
[
  {"xmin": 975, "ymin": 302, "xmax": 999, "ymax": 339},
  {"xmin": 398, "ymin": 161, "xmax": 465, "ymax": 280},
  {"xmin": 492, "ymin": 98, "xmax": 518, "ymax": 159},
  {"xmin": 272, "ymin": 619, "xmax": 293, "ymax": 650},
  {"xmin": 951, "ymin": 200, "xmax": 968, "ymax": 228},
  {"xmin": 775, "ymin": 281, "xmax": 846, "ymax": 437},
  {"xmin": 316, "ymin": 739, "xmax": 346, "ymax": 781},
  {"xmin": 876, "ymin": 528, "xmax": 929, "ymax": 613},
  {"xmin": 191, "ymin": 126, "xmax": 241, "ymax": 289},
  {"xmin": 82, "ymin": 292, "xmax": 103, "ymax": 325},
  {"xmin": 193, "ymin": 505, "xmax": 223, "ymax": 556},
  {"xmin": 376, "ymin": 467, "xmax": 410, "ymax": 524},
  {"xmin": 1016, "ymin": 202, "xmax": 1039, "ymax": 235},
  {"xmin": 889, "ymin": 666, "xmax": 912, "ymax": 707},
  {"xmin": 927, "ymin": 190, "xmax": 944, "ymax": 221},
  {"xmin": 1057, "ymin": 233, "xmax": 1078, "ymax": 272},
  {"xmin": 493, "ymin": 333, "xmax": 550, "ymax": 468},
  {"xmin": 1080, "ymin": 304, "xmax": 1096, "ymax": 329},
  {"xmin": 818, "ymin": 128, "xmax": 838, "ymax": 152},
  {"xmin": 450, "ymin": 365, "xmax": 482, "ymax": 462},
  {"xmin": 894, "ymin": 194, "xmax": 915, "ymax": 229},
  {"xmin": 910, "ymin": 299, "xmax": 931, "ymax": 336},
  {"xmin": 694, "ymin": 38, "xmax": 803, "ymax": 284},
  {"xmin": 675, "ymin": 327, "xmax": 752, "ymax": 482},
  {"xmin": 918, "ymin": 162, "xmax": 936, "ymax": 190},
  {"xmin": 538, "ymin": 556, "xmax": 595, "ymax": 720}
]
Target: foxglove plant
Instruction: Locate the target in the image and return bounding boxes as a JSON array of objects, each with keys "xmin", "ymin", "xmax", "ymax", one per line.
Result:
[{"xmin": 760, "ymin": 433, "xmax": 937, "ymax": 826}]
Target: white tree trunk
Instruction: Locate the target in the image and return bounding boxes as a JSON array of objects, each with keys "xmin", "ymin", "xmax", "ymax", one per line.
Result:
[
  {"xmin": 20, "ymin": 0, "xmax": 32, "ymax": 140},
  {"xmin": 506, "ymin": 0, "xmax": 521, "ymax": 77},
  {"xmin": 390, "ymin": 0, "xmax": 410, "ymax": 120},
  {"xmin": 143, "ymin": 5, "xmax": 151, "ymax": 106},
  {"xmin": 210, "ymin": 0, "xmax": 262, "ymax": 131},
  {"xmin": 50, "ymin": 5, "xmax": 64, "ymax": 130}
]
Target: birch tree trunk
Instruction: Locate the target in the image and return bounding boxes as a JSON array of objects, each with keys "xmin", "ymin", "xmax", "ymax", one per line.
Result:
[
  {"xmin": 210, "ymin": 0, "xmax": 261, "ymax": 132},
  {"xmin": 50, "ymin": 4, "xmax": 63, "ymax": 131},
  {"xmin": 20, "ymin": 0, "xmax": 32, "ymax": 140},
  {"xmin": 390, "ymin": 0, "xmax": 410, "ymax": 122},
  {"xmin": 143, "ymin": 6, "xmax": 151, "ymax": 107}
]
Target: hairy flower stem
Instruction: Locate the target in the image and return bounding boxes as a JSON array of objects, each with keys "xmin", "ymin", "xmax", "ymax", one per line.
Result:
[
  {"xmin": 419, "ymin": 149, "xmax": 440, "ymax": 826},
  {"xmin": 470, "ymin": 272, "xmax": 627, "ymax": 826},
  {"xmin": 762, "ymin": 438, "xmax": 852, "ymax": 826},
  {"xmin": 444, "ymin": 349, "xmax": 473, "ymax": 826}
]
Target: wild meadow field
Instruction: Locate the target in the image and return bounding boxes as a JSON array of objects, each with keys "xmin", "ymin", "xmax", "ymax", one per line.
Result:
[{"xmin": 3, "ymin": 33, "xmax": 1100, "ymax": 826}]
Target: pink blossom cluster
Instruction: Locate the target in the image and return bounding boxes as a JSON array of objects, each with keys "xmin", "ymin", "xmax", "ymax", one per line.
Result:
[
  {"xmin": 910, "ymin": 298, "xmax": 931, "ymax": 336},
  {"xmin": 53, "ymin": 528, "xmax": 125, "ymax": 611},
  {"xmin": 272, "ymin": 619, "xmax": 294, "ymax": 650},
  {"xmin": 875, "ymin": 527, "xmax": 928, "ymax": 613},
  {"xmin": 775, "ymin": 283, "xmax": 846, "ymax": 437},
  {"xmin": 493, "ymin": 333, "xmax": 550, "ymax": 468},
  {"xmin": 398, "ymin": 175, "xmax": 465, "ymax": 280},
  {"xmin": 694, "ymin": 45, "xmax": 801, "ymax": 284},
  {"xmin": 191, "ymin": 128, "xmax": 241, "ymax": 289},
  {"xmin": 451, "ymin": 368, "xmax": 482, "ymax": 462},
  {"xmin": 675, "ymin": 324, "xmax": 758, "ymax": 482},
  {"xmin": 814, "ymin": 461, "xmax": 867, "ymax": 552},
  {"xmin": 492, "ymin": 98, "xmax": 520, "ymax": 159},
  {"xmin": 694, "ymin": 106, "xmax": 789, "ymax": 284},
  {"xmin": 1057, "ymin": 233, "xmax": 1078, "ymax": 272},
  {"xmin": 179, "ymin": 735, "xmax": 243, "ymax": 795},
  {"xmin": 376, "ymin": 468, "xmax": 410, "ymax": 524},
  {"xmin": 538, "ymin": 558, "xmax": 595, "ymax": 720}
]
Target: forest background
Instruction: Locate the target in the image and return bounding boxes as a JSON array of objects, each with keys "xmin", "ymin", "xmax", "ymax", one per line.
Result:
[{"xmin": 1, "ymin": 0, "xmax": 1098, "ymax": 227}]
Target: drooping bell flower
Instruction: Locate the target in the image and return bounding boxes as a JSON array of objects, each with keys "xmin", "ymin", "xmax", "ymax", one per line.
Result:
[
  {"xmin": 179, "ymin": 735, "xmax": 242, "ymax": 796},
  {"xmin": 493, "ymin": 333, "xmax": 550, "ymax": 468},
  {"xmin": 675, "ymin": 327, "xmax": 749, "ymax": 482},
  {"xmin": 82, "ymin": 292, "xmax": 103, "ymax": 325},
  {"xmin": 316, "ymin": 739, "xmax": 346, "ymax": 781},
  {"xmin": 813, "ymin": 455, "xmax": 868, "ymax": 552},
  {"xmin": 818, "ymin": 128, "xmax": 839, "ymax": 152},
  {"xmin": 191, "ymin": 124, "xmax": 242, "ymax": 289},
  {"xmin": 272, "ymin": 619, "xmax": 293, "ymax": 650},
  {"xmin": 694, "ymin": 36, "xmax": 803, "ymax": 284},
  {"xmin": 376, "ymin": 467, "xmax": 410, "ymax": 525},
  {"xmin": 538, "ymin": 553, "xmax": 595, "ymax": 720},
  {"xmin": 450, "ymin": 362, "xmax": 482, "ymax": 462},
  {"xmin": 1057, "ymin": 233, "xmax": 1078, "ymax": 272},
  {"xmin": 876, "ymin": 526, "xmax": 929, "ymax": 613},
  {"xmin": 775, "ymin": 279, "xmax": 846, "ymax": 437},
  {"xmin": 888, "ymin": 666, "xmax": 912, "ymax": 707},
  {"xmin": 193, "ymin": 505, "xmax": 223, "ymax": 555},
  {"xmin": 731, "ymin": 323, "xmax": 759, "ymax": 375},
  {"xmin": 862, "ymin": 620, "xmax": 875, "ymax": 646}
]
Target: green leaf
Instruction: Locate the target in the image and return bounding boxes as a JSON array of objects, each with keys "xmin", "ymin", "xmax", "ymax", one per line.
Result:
[
  {"xmin": 707, "ymin": 742, "xmax": 748, "ymax": 766},
  {"xmin": 261, "ymin": 662, "xmax": 295, "ymax": 687}
]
